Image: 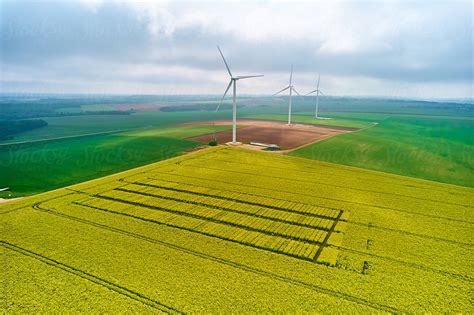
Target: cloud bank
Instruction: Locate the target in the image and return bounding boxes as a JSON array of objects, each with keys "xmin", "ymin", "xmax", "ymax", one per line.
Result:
[{"xmin": 1, "ymin": 0, "xmax": 472, "ymax": 98}]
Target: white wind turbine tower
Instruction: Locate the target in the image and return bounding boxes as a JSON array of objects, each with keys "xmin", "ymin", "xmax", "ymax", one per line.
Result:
[
  {"xmin": 305, "ymin": 73, "xmax": 325, "ymax": 119},
  {"xmin": 273, "ymin": 65, "xmax": 301, "ymax": 125},
  {"xmin": 215, "ymin": 45, "xmax": 263, "ymax": 144}
]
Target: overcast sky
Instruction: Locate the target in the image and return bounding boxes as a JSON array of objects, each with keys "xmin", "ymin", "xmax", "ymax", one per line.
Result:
[{"xmin": 1, "ymin": 0, "xmax": 472, "ymax": 98}]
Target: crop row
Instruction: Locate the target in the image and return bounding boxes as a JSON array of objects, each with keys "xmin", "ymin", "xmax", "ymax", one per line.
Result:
[
  {"xmin": 96, "ymin": 189, "xmax": 329, "ymax": 244},
  {"xmin": 75, "ymin": 195, "xmax": 321, "ymax": 260},
  {"xmin": 134, "ymin": 177, "xmax": 343, "ymax": 220},
  {"xmin": 119, "ymin": 183, "xmax": 337, "ymax": 231},
  {"xmin": 2, "ymin": 240, "xmax": 178, "ymax": 313},
  {"xmin": 194, "ymin": 149, "xmax": 472, "ymax": 201},
  {"xmin": 171, "ymin": 160, "xmax": 472, "ymax": 219},
  {"xmin": 196, "ymin": 221, "xmax": 319, "ymax": 259},
  {"xmin": 153, "ymin": 163, "xmax": 467, "ymax": 224},
  {"xmin": 142, "ymin": 169, "xmax": 351, "ymax": 220}
]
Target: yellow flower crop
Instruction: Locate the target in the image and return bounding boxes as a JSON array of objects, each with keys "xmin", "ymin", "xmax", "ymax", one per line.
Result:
[{"xmin": 1, "ymin": 146, "xmax": 472, "ymax": 312}]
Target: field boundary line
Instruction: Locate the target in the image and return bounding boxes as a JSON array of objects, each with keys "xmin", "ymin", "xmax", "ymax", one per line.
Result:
[
  {"xmin": 149, "ymin": 170, "xmax": 474, "ymax": 225},
  {"xmin": 0, "ymin": 192, "xmax": 76, "ymax": 214},
  {"xmin": 236, "ymin": 118, "xmax": 360, "ymax": 131},
  {"xmin": 0, "ymin": 240, "xmax": 183, "ymax": 313},
  {"xmin": 30, "ymin": 202, "xmax": 401, "ymax": 313},
  {"xmin": 278, "ymin": 126, "xmax": 356, "ymax": 153},
  {"xmin": 0, "ymin": 128, "xmax": 140, "ymax": 147},
  {"xmin": 0, "ymin": 147, "xmax": 224, "ymax": 206}
]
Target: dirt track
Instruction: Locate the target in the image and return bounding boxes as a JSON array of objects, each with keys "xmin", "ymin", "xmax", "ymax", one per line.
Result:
[
  {"xmin": 0, "ymin": 198, "xmax": 22, "ymax": 204},
  {"xmin": 186, "ymin": 119, "xmax": 352, "ymax": 150},
  {"xmin": 0, "ymin": 128, "xmax": 136, "ymax": 147}
]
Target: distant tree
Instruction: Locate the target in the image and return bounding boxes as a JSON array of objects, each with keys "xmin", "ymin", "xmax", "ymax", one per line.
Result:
[
  {"xmin": 208, "ymin": 139, "xmax": 218, "ymax": 146},
  {"xmin": 0, "ymin": 119, "xmax": 48, "ymax": 140}
]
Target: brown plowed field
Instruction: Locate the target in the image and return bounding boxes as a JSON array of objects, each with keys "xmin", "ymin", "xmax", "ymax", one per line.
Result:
[{"xmin": 185, "ymin": 119, "xmax": 354, "ymax": 150}]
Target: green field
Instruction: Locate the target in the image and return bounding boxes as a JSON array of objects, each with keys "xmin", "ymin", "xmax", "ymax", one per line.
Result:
[
  {"xmin": 1, "ymin": 97, "xmax": 472, "ymax": 197},
  {"xmin": 243, "ymin": 113, "xmax": 377, "ymax": 129},
  {"xmin": 0, "ymin": 125, "xmax": 229, "ymax": 197},
  {"xmin": 0, "ymin": 111, "xmax": 235, "ymax": 144},
  {"xmin": 2, "ymin": 96, "xmax": 470, "ymax": 144},
  {"xmin": 1, "ymin": 147, "xmax": 472, "ymax": 312},
  {"xmin": 290, "ymin": 115, "xmax": 474, "ymax": 187}
]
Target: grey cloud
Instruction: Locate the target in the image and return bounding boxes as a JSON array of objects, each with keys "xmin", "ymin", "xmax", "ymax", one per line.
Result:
[
  {"xmin": 0, "ymin": 0, "xmax": 472, "ymax": 97},
  {"xmin": 1, "ymin": 1, "xmax": 151, "ymax": 63}
]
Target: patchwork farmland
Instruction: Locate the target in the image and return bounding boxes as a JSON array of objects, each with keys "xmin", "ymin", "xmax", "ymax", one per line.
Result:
[
  {"xmin": 1, "ymin": 147, "xmax": 472, "ymax": 312},
  {"xmin": 186, "ymin": 119, "xmax": 354, "ymax": 149}
]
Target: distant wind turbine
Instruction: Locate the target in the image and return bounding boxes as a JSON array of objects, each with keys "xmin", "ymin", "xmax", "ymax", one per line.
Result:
[
  {"xmin": 215, "ymin": 45, "xmax": 263, "ymax": 144},
  {"xmin": 305, "ymin": 73, "xmax": 324, "ymax": 119},
  {"xmin": 273, "ymin": 65, "xmax": 300, "ymax": 125}
]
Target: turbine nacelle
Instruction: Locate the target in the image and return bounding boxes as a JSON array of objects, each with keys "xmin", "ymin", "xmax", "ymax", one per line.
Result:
[
  {"xmin": 306, "ymin": 73, "xmax": 324, "ymax": 96},
  {"xmin": 216, "ymin": 46, "xmax": 263, "ymax": 112},
  {"xmin": 305, "ymin": 89, "xmax": 324, "ymax": 96}
]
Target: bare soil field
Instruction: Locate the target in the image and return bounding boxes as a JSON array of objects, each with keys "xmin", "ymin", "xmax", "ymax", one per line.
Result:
[{"xmin": 185, "ymin": 119, "xmax": 353, "ymax": 150}]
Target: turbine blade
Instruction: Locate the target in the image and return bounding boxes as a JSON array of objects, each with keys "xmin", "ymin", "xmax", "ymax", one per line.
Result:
[
  {"xmin": 305, "ymin": 89, "xmax": 318, "ymax": 96},
  {"xmin": 217, "ymin": 45, "xmax": 232, "ymax": 77},
  {"xmin": 317, "ymin": 73, "xmax": 320, "ymax": 89},
  {"xmin": 292, "ymin": 87, "xmax": 301, "ymax": 96},
  {"xmin": 216, "ymin": 80, "xmax": 233, "ymax": 111},
  {"xmin": 289, "ymin": 64, "xmax": 293, "ymax": 85},
  {"xmin": 318, "ymin": 90, "xmax": 324, "ymax": 96},
  {"xmin": 236, "ymin": 75, "xmax": 264, "ymax": 79},
  {"xmin": 272, "ymin": 86, "xmax": 290, "ymax": 96}
]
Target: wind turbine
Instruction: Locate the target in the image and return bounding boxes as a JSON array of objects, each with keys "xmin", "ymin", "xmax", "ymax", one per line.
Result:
[
  {"xmin": 306, "ymin": 73, "xmax": 324, "ymax": 119},
  {"xmin": 273, "ymin": 65, "xmax": 300, "ymax": 125},
  {"xmin": 215, "ymin": 45, "xmax": 263, "ymax": 144}
]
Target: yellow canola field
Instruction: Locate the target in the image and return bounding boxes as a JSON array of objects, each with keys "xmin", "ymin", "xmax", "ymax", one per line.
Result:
[{"xmin": 1, "ymin": 146, "xmax": 472, "ymax": 313}]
